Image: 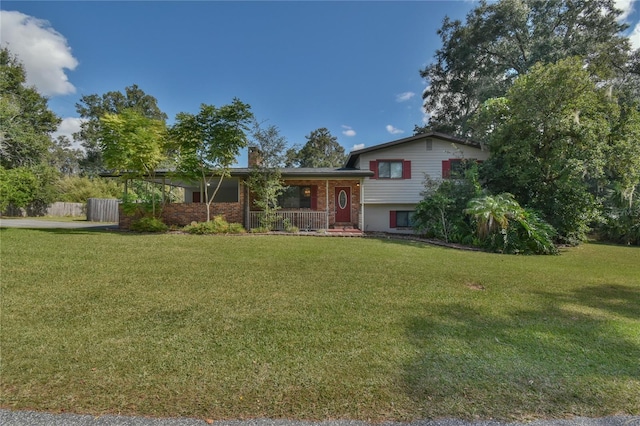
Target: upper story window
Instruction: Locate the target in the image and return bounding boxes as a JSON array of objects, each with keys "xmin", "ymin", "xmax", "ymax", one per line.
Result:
[
  {"xmin": 369, "ymin": 160, "xmax": 411, "ymax": 179},
  {"xmin": 378, "ymin": 161, "xmax": 404, "ymax": 179},
  {"xmin": 442, "ymin": 158, "xmax": 481, "ymax": 179}
]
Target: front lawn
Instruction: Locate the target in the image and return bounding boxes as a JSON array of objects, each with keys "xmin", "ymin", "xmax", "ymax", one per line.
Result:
[{"xmin": 1, "ymin": 229, "xmax": 638, "ymax": 421}]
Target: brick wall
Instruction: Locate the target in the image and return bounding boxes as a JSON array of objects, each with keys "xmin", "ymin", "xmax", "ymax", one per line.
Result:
[
  {"xmin": 250, "ymin": 179, "xmax": 361, "ymax": 228},
  {"xmin": 119, "ymin": 187, "xmax": 245, "ymax": 229}
]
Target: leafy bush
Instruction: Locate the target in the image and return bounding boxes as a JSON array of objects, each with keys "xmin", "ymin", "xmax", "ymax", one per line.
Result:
[
  {"xmin": 598, "ymin": 185, "xmax": 640, "ymax": 245},
  {"xmin": 130, "ymin": 217, "xmax": 168, "ymax": 233},
  {"xmin": 282, "ymin": 218, "xmax": 299, "ymax": 233},
  {"xmin": 54, "ymin": 176, "xmax": 121, "ymax": 202},
  {"xmin": 413, "ymin": 167, "xmax": 482, "ymax": 243},
  {"xmin": 183, "ymin": 216, "xmax": 246, "ymax": 234},
  {"xmin": 465, "ymin": 193, "xmax": 557, "ymax": 254}
]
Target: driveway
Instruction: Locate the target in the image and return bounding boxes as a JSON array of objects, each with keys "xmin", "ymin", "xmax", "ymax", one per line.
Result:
[
  {"xmin": 0, "ymin": 218, "xmax": 118, "ymax": 230},
  {"xmin": 0, "ymin": 411, "xmax": 638, "ymax": 426}
]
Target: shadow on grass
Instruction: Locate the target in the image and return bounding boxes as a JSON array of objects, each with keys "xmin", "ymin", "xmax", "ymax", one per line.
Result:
[{"xmin": 402, "ymin": 284, "xmax": 640, "ymax": 419}]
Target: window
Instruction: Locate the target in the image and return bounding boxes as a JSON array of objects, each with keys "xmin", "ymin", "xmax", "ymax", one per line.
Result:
[
  {"xmin": 278, "ymin": 186, "xmax": 313, "ymax": 209},
  {"xmin": 390, "ymin": 210, "xmax": 415, "ymax": 228},
  {"xmin": 369, "ymin": 160, "xmax": 411, "ymax": 179},
  {"xmin": 442, "ymin": 158, "xmax": 481, "ymax": 179},
  {"xmin": 379, "ymin": 161, "xmax": 403, "ymax": 179}
]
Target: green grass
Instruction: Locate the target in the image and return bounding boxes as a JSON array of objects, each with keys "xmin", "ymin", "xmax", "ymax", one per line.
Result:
[{"xmin": 1, "ymin": 229, "xmax": 638, "ymax": 421}]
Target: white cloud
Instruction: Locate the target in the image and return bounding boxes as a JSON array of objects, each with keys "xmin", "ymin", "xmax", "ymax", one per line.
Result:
[
  {"xmin": 386, "ymin": 125, "xmax": 404, "ymax": 135},
  {"xmin": 629, "ymin": 22, "xmax": 640, "ymax": 49},
  {"xmin": 615, "ymin": 0, "xmax": 634, "ymax": 20},
  {"xmin": 52, "ymin": 117, "xmax": 85, "ymax": 147},
  {"xmin": 351, "ymin": 143, "xmax": 365, "ymax": 151},
  {"xmin": 0, "ymin": 10, "xmax": 78, "ymax": 96},
  {"xmin": 396, "ymin": 91, "xmax": 415, "ymax": 102},
  {"xmin": 341, "ymin": 125, "xmax": 356, "ymax": 137}
]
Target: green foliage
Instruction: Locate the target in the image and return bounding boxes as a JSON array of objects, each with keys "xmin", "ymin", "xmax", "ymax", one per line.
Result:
[
  {"xmin": 465, "ymin": 193, "xmax": 557, "ymax": 255},
  {"xmin": 285, "ymin": 127, "xmax": 346, "ymax": 168},
  {"xmin": 54, "ymin": 176, "xmax": 121, "ymax": 203},
  {"xmin": 99, "ymin": 109, "xmax": 167, "ymax": 175},
  {"xmin": 99, "ymin": 109, "xmax": 168, "ymax": 217},
  {"xmin": 246, "ymin": 123, "xmax": 288, "ymax": 231},
  {"xmin": 129, "ymin": 217, "xmax": 168, "ymax": 233},
  {"xmin": 170, "ymin": 99, "xmax": 253, "ymax": 222},
  {"xmin": 478, "ymin": 58, "xmax": 620, "ymax": 243},
  {"xmin": 75, "ymin": 84, "xmax": 167, "ymax": 175},
  {"xmin": 0, "ymin": 48, "xmax": 60, "ymax": 169},
  {"xmin": 282, "ymin": 218, "xmax": 299, "ymax": 233},
  {"xmin": 599, "ymin": 184, "xmax": 640, "ymax": 245},
  {"xmin": 0, "ymin": 166, "xmax": 38, "ymax": 211},
  {"xmin": 413, "ymin": 167, "xmax": 482, "ymax": 243},
  {"xmin": 183, "ymin": 216, "xmax": 246, "ymax": 234},
  {"xmin": 419, "ymin": 0, "xmax": 630, "ymax": 135},
  {"xmin": 49, "ymin": 136, "xmax": 83, "ymax": 176},
  {"xmin": 0, "ymin": 165, "xmax": 59, "ymax": 214}
]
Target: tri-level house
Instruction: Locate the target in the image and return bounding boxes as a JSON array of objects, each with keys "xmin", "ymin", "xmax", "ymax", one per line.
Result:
[
  {"xmin": 345, "ymin": 131, "xmax": 489, "ymax": 233},
  {"xmin": 115, "ymin": 132, "xmax": 488, "ymax": 233}
]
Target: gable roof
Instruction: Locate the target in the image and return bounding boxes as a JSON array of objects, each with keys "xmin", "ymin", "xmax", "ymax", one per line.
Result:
[{"xmin": 344, "ymin": 131, "xmax": 482, "ymax": 168}]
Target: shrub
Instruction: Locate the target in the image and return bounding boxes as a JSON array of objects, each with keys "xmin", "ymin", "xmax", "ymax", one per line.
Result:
[
  {"xmin": 54, "ymin": 176, "xmax": 121, "ymax": 202},
  {"xmin": 465, "ymin": 193, "xmax": 557, "ymax": 255},
  {"xmin": 130, "ymin": 217, "xmax": 168, "ymax": 233},
  {"xmin": 183, "ymin": 216, "xmax": 246, "ymax": 235},
  {"xmin": 413, "ymin": 166, "xmax": 482, "ymax": 243},
  {"xmin": 282, "ymin": 218, "xmax": 299, "ymax": 233}
]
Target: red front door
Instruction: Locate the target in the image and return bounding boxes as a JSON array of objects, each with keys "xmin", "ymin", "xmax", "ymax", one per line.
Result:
[{"xmin": 335, "ymin": 187, "xmax": 351, "ymax": 223}]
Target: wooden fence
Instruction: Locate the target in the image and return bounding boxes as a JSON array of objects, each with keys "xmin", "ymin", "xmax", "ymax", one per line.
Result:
[
  {"xmin": 86, "ymin": 198, "xmax": 119, "ymax": 222},
  {"xmin": 46, "ymin": 202, "xmax": 85, "ymax": 217}
]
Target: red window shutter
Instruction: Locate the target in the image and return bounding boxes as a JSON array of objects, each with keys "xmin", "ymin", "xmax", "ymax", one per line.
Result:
[
  {"xmin": 390, "ymin": 211, "xmax": 397, "ymax": 228},
  {"xmin": 310, "ymin": 186, "xmax": 318, "ymax": 210},
  {"xmin": 403, "ymin": 160, "xmax": 411, "ymax": 179},
  {"xmin": 369, "ymin": 160, "xmax": 378, "ymax": 179},
  {"xmin": 442, "ymin": 160, "xmax": 451, "ymax": 179}
]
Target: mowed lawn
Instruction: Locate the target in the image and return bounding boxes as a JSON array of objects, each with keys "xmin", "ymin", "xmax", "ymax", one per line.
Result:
[{"xmin": 1, "ymin": 228, "xmax": 638, "ymax": 421}]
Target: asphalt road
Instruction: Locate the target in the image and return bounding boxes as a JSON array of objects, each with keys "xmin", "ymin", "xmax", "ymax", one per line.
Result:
[
  {"xmin": 0, "ymin": 218, "xmax": 117, "ymax": 230},
  {"xmin": 0, "ymin": 411, "xmax": 638, "ymax": 426}
]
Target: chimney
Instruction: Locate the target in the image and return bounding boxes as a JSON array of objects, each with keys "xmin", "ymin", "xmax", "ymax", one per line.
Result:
[{"xmin": 248, "ymin": 147, "xmax": 263, "ymax": 167}]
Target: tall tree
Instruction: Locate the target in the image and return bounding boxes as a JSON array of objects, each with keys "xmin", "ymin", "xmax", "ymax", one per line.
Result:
[
  {"xmin": 0, "ymin": 48, "xmax": 60, "ymax": 169},
  {"xmin": 476, "ymin": 57, "xmax": 639, "ymax": 243},
  {"xmin": 247, "ymin": 123, "xmax": 288, "ymax": 230},
  {"xmin": 286, "ymin": 127, "xmax": 346, "ymax": 168},
  {"xmin": 170, "ymin": 99, "xmax": 253, "ymax": 222},
  {"xmin": 99, "ymin": 109, "xmax": 168, "ymax": 216},
  {"xmin": 74, "ymin": 84, "xmax": 167, "ymax": 175},
  {"xmin": 49, "ymin": 136, "xmax": 83, "ymax": 176},
  {"xmin": 419, "ymin": 0, "xmax": 630, "ymax": 136}
]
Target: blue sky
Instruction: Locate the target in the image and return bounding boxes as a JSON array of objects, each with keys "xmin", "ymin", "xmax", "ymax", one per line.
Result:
[{"xmin": 2, "ymin": 1, "xmax": 640, "ymax": 167}]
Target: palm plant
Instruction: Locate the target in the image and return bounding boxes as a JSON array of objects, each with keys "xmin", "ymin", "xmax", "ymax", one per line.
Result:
[{"xmin": 465, "ymin": 193, "xmax": 557, "ymax": 254}]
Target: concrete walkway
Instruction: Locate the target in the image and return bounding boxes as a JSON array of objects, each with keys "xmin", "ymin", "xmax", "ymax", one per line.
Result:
[
  {"xmin": 0, "ymin": 218, "xmax": 117, "ymax": 230},
  {"xmin": 0, "ymin": 410, "xmax": 638, "ymax": 426}
]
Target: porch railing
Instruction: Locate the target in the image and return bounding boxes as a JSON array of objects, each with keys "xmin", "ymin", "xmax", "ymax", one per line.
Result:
[{"xmin": 249, "ymin": 210, "xmax": 328, "ymax": 231}]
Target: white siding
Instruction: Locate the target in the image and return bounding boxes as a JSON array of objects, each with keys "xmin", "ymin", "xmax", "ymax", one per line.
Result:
[
  {"xmin": 364, "ymin": 204, "xmax": 416, "ymax": 234},
  {"xmin": 361, "ymin": 136, "xmax": 488, "ymax": 204}
]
